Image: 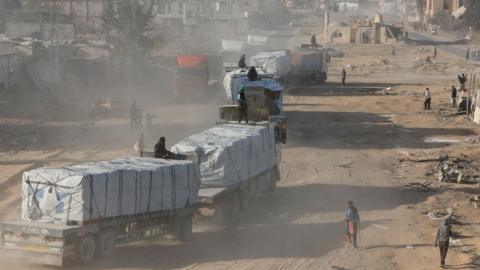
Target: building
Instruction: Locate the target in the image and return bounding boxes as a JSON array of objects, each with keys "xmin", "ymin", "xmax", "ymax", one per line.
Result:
[
  {"xmin": 0, "ymin": 43, "xmax": 18, "ymax": 92},
  {"xmin": 423, "ymin": 0, "xmax": 465, "ymax": 18},
  {"xmin": 326, "ymin": 14, "xmax": 405, "ymax": 44}
]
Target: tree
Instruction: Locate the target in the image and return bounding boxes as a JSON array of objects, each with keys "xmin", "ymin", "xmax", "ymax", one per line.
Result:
[
  {"xmin": 0, "ymin": 0, "xmax": 22, "ymax": 33},
  {"xmin": 102, "ymin": 0, "xmax": 155, "ymax": 60},
  {"xmin": 416, "ymin": 0, "xmax": 424, "ymax": 24},
  {"xmin": 464, "ymin": 0, "xmax": 480, "ymax": 30}
]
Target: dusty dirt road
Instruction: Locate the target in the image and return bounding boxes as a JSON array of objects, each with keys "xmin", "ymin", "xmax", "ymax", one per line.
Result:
[{"xmin": 1, "ymin": 42, "xmax": 480, "ymax": 270}]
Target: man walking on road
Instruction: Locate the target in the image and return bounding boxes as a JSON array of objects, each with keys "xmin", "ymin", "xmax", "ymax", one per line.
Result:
[
  {"xmin": 433, "ymin": 47, "xmax": 437, "ymax": 59},
  {"xmin": 341, "ymin": 68, "xmax": 347, "ymax": 87},
  {"xmin": 344, "ymin": 201, "xmax": 360, "ymax": 248},
  {"xmin": 424, "ymin": 88, "xmax": 431, "ymax": 110},
  {"xmin": 435, "ymin": 219, "xmax": 452, "ymax": 268},
  {"xmin": 451, "ymin": 86, "xmax": 457, "ymax": 108}
]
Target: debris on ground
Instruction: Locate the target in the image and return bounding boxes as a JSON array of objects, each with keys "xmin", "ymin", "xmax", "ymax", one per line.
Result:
[
  {"xmin": 373, "ymin": 224, "xmax": 389, "ymax": 230},
  {"xmin": 339, "ymin": 159, "xmax": 353, "ymax": 176},
  {"xmin": 470, "ymin": 195, "xmax": 480, "ymax": 208},
  {"xmin": 465, "ymin": 135, "xmax": 480, "ymax": 144},
  {"xmin": 428, "ymin": 208, "xmax": 453, "ymax": 220},
  {"xmin": 399, "ymin": 154, "xmax": 448, "ymax": 163},
  {"xmin": 404, "ymin": 181, "xmax": 434, "ymax": 191},
  {"xmin": 436, "ymin": 157, "xmax": 479, "ymax": 183}
]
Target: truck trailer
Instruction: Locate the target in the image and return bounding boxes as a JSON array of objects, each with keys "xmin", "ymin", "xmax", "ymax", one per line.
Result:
[{"xmin": 0, "ymin": 158, "xmax": 199, "ymax": 266}]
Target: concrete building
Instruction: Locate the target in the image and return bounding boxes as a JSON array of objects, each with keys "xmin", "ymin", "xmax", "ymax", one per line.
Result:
[
  {"xmin": 423, "ymin": 0, "xmax": 465, "ymax": 18},
  {"xmin": 327, "ymin": 14, "xmax": 405, "ymax": 44}
]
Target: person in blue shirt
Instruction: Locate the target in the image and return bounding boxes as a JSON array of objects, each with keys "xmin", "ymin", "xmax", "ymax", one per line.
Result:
[{"xmin": 344, "ymin": 201, "xmax": 360, "ymax": 248}]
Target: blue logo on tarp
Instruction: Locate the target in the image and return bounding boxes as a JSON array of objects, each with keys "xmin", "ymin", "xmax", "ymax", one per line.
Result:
[
  {"xmin": 35, "ymin": 189, "xmax": 44, "ymax": 199},
  {"xmin": 56, "ymin": 202, "xmax": 65, "ymax": 213}
]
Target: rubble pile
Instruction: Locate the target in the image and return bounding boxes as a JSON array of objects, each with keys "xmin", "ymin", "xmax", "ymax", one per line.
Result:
[{"xmin": 436, "ymin": 156, "xmax": 479, "ymax": 183}]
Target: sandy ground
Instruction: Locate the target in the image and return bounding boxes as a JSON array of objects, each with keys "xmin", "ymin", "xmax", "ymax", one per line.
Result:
[{"xmin": 1, "ymin": 29, "xmax": 480, "ymax": 270}]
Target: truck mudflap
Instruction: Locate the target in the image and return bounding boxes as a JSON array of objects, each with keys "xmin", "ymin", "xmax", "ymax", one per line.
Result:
[{"xmin": 0, "ymin": 221, "xmax": 76, "ymax": 266}]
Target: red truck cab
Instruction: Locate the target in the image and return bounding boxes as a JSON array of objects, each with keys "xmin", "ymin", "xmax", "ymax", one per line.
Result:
[{"xmin": 173, "ymin": 55, "xmax": 209, "ymax": 101}]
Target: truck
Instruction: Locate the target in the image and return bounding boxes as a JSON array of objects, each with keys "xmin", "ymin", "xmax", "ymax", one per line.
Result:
[
  {"xmin": 172, "ymin": 113, "xmax": 284, "ymax": 224},
  {"xmin": 250, "ymin": 50, "xmax": 291, "ymax": 84},
  {"xmin": 173, "ymin": 55, "xmax": 210, "ymax": 101},
  {"xmin": 289, "ymin": 45, "xmax": 330, "ymax": 86},
  {"xmin": 221, "ymin": 36, "xmax": 270, "ymax": 69},
  {"xmin": 0, "ymin": 158, "xmax": 199, "ymax": 266}
]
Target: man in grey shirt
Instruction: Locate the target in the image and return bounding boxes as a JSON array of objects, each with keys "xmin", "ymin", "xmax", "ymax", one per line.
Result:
[{"xmin": 435, "ymin": 219, "xmax": 452, "ymax": 268}]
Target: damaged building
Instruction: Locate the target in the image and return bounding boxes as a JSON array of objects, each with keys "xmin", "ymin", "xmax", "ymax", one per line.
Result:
[{"xmin": 326, "ymin": 13, "xmax": 406, "ymax": 44}]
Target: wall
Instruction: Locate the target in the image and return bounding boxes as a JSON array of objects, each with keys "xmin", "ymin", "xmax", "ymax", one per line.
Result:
[{"xmin": 329, "ymin": 27, "xmax": 350, "ymax": 44}]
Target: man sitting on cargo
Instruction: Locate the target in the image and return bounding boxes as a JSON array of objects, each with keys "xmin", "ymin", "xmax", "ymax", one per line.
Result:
[
  {"xmin": 247, "ymin": 66, "xmax": 258, "ymax": 81},
  {"xmin": 154, "ymin": 137, "xmax": 175, "ymax": 159},
  {"xmin": 238, "ymin": 87, "xmax": 248, "ymax": 124}
]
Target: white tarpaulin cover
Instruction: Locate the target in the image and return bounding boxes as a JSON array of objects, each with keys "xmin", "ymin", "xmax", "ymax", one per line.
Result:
[
  {"xmin": 21, "ymin": 158, "xmax": 200, "ymax": 223},
  {"xmin": 223, "ymin": 69, "xmax": 284, "ymax": 111},
  {"xmin": 250, "ymin": 51, "xmax": 291, "ymax": 78},
  {"xmin": 172, "ymin": 124, "xmax": 276, "ymax": 187}
]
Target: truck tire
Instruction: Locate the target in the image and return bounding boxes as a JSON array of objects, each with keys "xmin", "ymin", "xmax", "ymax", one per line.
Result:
[
  {"xmin": 214, "ymin": 202, "xmax": 228, "ymax": 225},
  {"xmin": 175, "ymin": 216, "xmax": 193, "ymax": 241},
  {"xmin": 96, "ymin": 229, "xmax": 116, "ymax": 258},
  {"xmin": 229, "ymin": 192, "xmax": 240, "ymax": 217},
  {"xmin": 78, "ymin": 234, "xmax": 96, "ymax": 264}
]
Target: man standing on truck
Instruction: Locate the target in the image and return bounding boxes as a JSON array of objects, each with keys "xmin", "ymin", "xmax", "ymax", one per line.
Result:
[
  {"xmin": 341, "ymin": 68, "xmax": 347, "ymax": 87},
  {"xmin": 344, "ymin": 201, "xmax": 360, "ymax": 248},
  {"xmin": 238, "ymin": 87, "xmax": 248, "ymax": 124},
  {"xmin": 154, "ymin": 137, "xmax": 174, "ymax": 159},
  {"xmin": 238, "ymin": 54, "xmax": 247, "ymax": 69}
]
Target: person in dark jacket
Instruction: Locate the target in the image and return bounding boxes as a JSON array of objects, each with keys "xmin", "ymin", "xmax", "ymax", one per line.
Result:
[
  {"xmin": 344, "ymin": 201, "xmax": 360, "ymax": 248},
  {"xmin": 238, "ymin": 87, "xmax": 248, "ymax": 124},
  {"xmin": 451, "ymin": 86, "xmax": 457, "ymax": 108},
  {"xmin": 341, "ymin": 68, "xmax": 347, "ymax": 87},
  {"xmin": 435, "ymin": 219, "xmax": 452, "ymax": 268},
  {"xmin": 311, "ymin": 34, "xmax": 318, "ymax": 47},
  {"xmin": 238, "ymin": 54, "xmax": 247, "ymax": 69},
  {"xmin": 247, "ymin": 66, "xmax": 258, "ymax": 81},
  {"xmin": 154, "ymin": 137, "xmax": 174, "ymax": 159}
]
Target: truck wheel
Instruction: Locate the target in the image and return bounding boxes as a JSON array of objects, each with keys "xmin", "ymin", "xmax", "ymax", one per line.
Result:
[
  {"xmin": 175, "ymin": 216, "xmax": 193, "ymax": 241},
  {"xmin": 214, "ymin": 202, "xmax": 228, "ymax": 225},
  {"xmin": 78, "ymin": 234, "xmax": 96, "ymax": 264},
  {"xmin": 96, "ymin": 229, "xmax": 116, "ymax": 258},
  {"xmin": 229, "ymin": 192, "xmax": 240, "ymax": 217}
]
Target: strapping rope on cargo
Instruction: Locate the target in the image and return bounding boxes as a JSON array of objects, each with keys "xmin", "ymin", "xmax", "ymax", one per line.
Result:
[
  {"xmin": 147, "ymin": 171, "xmax": 153, "ymax": 212},
  {"xmin": 226, "ymin": 147, "xmax": 242, "ymax": 183}
]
